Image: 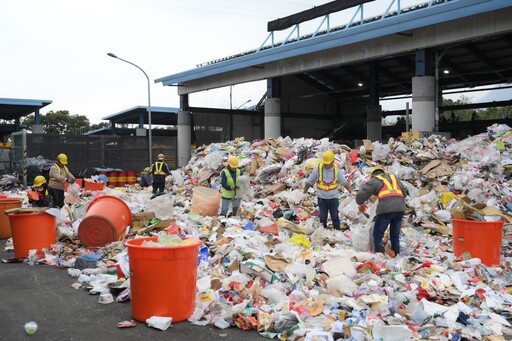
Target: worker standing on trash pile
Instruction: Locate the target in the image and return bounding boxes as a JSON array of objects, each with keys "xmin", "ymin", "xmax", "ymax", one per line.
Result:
[
  {"xmin": 140, "ymin": 166, "xmax": 151, "ymax": 187},
  {"xmin": 49, "ymin": 153, "xmax": 75, "ymax": 208},
  {"xmin": 28, "ymin": 175, "xmax": 54, "ymax": 207},
  {"xmin": 151, "ymin": 154, "xmax": 170, "ymax": 196},
  {"xmin": 356, "ymin": 166, "xmax": 408, "ymax": 257},
  {"xmin": 220, "ymin": 156, "xmax": 242, "ymax": 217},
  {"xmin": 303, "ymin": 150, "xmax": 353, "ymax": 230}
]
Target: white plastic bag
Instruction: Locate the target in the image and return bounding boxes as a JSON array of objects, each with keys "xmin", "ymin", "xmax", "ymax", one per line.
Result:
[{"xmin": 350, "ymin": 203, "xmax": 376, "ymax": 252}]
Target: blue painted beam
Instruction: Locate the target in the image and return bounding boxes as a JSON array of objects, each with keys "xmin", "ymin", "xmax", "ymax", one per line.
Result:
[{"xmin": 156, "ymin": 0, "xmax": 511, "ymax": 86}]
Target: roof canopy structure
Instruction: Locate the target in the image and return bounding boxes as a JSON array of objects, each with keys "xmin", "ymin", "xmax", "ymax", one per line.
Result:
[
  {"xmin": 102, "ymin": 106, "xmax": 179, "ymax": 125},
  {"xmin": 0, "ymin": 98, "xmax": 52, "ymax": 137},
  {"xmin": 0, "ymin": 98, "xmax": 52, "ymax": 121}
]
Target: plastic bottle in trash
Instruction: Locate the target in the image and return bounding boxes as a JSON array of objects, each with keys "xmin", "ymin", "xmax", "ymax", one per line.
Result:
[
  {"xmin": 24, "ymin": 321, "xmax": 38, "ymax": 335},
  {"xmin": 294, "ymin": 304, "xmax": 310, "ymax": 321}
]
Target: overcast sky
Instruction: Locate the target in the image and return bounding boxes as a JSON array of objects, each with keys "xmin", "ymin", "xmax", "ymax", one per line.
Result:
[{"xmin": 1, "ymin": 0, "xmax": 501, "ymax": 124}]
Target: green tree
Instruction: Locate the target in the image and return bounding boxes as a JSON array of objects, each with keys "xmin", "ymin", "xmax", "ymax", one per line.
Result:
[
  {"xmin": 22, "ymin": 110, "xmax": 93, "ymax": 134},
  {"xmin": 90, "ymin": 122, "xmax": 110, "ymax": 131}
]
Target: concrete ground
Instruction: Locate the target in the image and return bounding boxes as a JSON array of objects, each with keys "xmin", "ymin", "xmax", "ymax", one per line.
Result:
[{"xmin": 0, "ymin": 239, "xmax": 263, "ymax": 341}]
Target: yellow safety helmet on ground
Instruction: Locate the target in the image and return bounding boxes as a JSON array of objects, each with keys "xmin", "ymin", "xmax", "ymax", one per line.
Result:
[
  {"xmin": 33, "ymin": 175, "xmax": 46, "ymax": 187},
  {"xmin": 371, "ymin": 166, "xmax": 386, "ymax": 177},
  {"xmin": 322, "ymin": 150, "xmax": 335, "ymax": 164},
  {"xmin": 228, "ymin": 156, "xmax": 239, "ymax": 168},
  {"xmin": 57, "ymin": 153, "xmax": 68, "ymax": 165},
  {"xmin": 157, "ymin": 154, "xmax": 164, "ymax": 160}
]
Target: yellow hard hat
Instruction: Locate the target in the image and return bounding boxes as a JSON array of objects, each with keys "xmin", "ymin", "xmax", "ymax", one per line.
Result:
[
  {"xmin": 228, "ymin": 156, "xmax": 239, "ymax": 168},
  {"xmin": 33, "ymin": 175, "xmax": 46, "ymax": 187},
  {"xmin": 371, "ymin": 166, "xmax": 386, "ymax": 177},
  {"xmin": 57, "ymin": 153, "xmax": 68, "ymax": 165},
  {"xmin": 157, "ymin": 154, "xmax": 164, "ymax": 160},
  {"xmin": 322, "ymin": 150, "xmax": 335, "ymax": 164}
]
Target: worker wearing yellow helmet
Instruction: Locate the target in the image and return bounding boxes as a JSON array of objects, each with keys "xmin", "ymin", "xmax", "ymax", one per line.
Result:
[
  {"xmin": 356, "ymin": 165, "xmax": 408, "ymax": 256},
  {"xmin": 28, "ymin": 175, "xmax": 54, "ymax": 207},
  {"xmin": 220, "ymin": 156, "xmax": 242, "ymax": 216},
  {"xmin": 140, "ymin": 166, "xmax": 152, "ymax": 188},
  {"xmin": 150, "ymin": 153, "xmax": 170, "ymax": 197},
  {"xmin": 303, "ymin": 150, "xmax": 353, "ymax": 230},
  {"xmin": 48, "ymin": 153, "xmax": 75, "ymax": 208}
]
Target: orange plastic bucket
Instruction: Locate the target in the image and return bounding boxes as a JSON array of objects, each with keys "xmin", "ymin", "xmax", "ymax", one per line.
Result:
[
  {"xmin": 117, "ymin": 172, "xmax": 127, "ymax": 187},
  {"xmin": 108, "ymin": 171, "xmax": 118, "ymax": 187},
  {"xmin": 0, "ymin": 198, "xmax": 23, "ymax": 238},
  {"xmin": 125, "ymin": 237, "xmax": 201, "ymax": 322},
  {"xmin": 126, "ymin": 171, "xmax": 136, "ymax": 185},
  {"xmin": 84, "ymin": 180, "xmax": 105, "ymax": 191},
  {"xmin": 78, "ymin": 196, "xmax": 132, "ymax": 247},
  {"xmin": 452, "ymin": 218, "xmax": 504, "ymax": 266},
  {"xmin": 7, "ymin": 212, "xmax": 56, "ymax": 258}
]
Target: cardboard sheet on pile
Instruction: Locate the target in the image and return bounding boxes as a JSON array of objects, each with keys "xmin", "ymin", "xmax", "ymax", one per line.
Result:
[{"xmin": 419, "ymin": 160, "xmax": 453, "ymax": 179}]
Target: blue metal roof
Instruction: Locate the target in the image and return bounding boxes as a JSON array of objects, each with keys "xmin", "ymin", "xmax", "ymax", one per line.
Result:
[
  {"xmin": 0, "ymin": 97, "xmax": 52, "ymax": 119},
  {"xmin": 102, "ymin": 106, "xmax": 179, "ymax": 125},
  {"xmin": 155, "ymin": 0, "xmax": 511, "ymax": 87}
]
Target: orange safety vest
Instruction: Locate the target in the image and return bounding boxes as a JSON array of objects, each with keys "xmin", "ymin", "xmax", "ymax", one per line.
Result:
[
  {"xmin": 316, "ymin": 164, "xmax": 339, "ymax": 191},
  {"xmin": 153, "ymin": 161, "xmax": 167, "ymax": 175},
  {"xmin": 376, "ymin": 174, "xmax": 404, "ymax": 199}
]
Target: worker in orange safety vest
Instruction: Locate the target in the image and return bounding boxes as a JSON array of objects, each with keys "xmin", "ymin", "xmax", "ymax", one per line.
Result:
[{"xmin": 356, "ymin": 166, "xmax": 408, "ymax": 256}]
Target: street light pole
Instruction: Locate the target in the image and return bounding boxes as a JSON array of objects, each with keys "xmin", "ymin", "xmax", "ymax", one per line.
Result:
[
  {"xmin": 236, "ymin": 99, "xmax": 252, "ymax": 110},
  {"xmin": 107, "ymin": 52, "xmax": 153, "ymax": 166}
]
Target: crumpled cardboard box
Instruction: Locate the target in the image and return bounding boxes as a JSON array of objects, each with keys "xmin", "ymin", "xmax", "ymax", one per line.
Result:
[{"xmin": 419, "ymin": 160, "xmax": 453, "ymax": 179}]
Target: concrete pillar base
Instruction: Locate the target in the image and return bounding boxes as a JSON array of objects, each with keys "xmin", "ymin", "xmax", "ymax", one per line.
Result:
[
  {"xmin": 412, "ymin": 76, "xmax": 436, "ymax": 132},
  {"xmin": 135, "ymin": 128, "xmax": 146, "ymax": 137},
  {"xmin": 264, "ymin": 98, "xmax": 281, "ymax": 139},
  {"xmin": 177, "ymin": 110, "xmax": 191, "ymax": 167}
]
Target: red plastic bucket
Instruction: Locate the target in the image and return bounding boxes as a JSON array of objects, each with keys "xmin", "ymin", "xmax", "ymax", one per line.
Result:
[
  {"xmin": 126, "ymin": 171, "xmax": 136, "ymax": 185},
  {"xmin": 78, "ymin": 196, "xmax": 132, "ymax": 247},
  {"xmin": 108, "ymin": 172, "xmax": 118, "ymax": 187},
  {"xmin": 84, "ymin": 180, "xmax": 105, "ymax": 191},
  {"xmin": 125, "ymin": 237, "xmax": 201, "ymax": 322},
  {"xmin": 0, "ymin": 198, "xmax": 23, "ymax": 239},
  {"xmin": 117, "ymin": 172, "xmax": 127, "ymax": 187},
  {"xmin": 452, "ymin": 218, "xmax": 504, "ymax": 266},
  {"xmin": 7, "ymin": 212, "xmax": 56, "ymax": 258}
]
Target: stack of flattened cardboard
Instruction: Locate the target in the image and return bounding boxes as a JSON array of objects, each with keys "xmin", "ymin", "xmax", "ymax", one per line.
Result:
[{"xmin": 131, "ymin": 212, "xmax": 156, "ymax": 232}]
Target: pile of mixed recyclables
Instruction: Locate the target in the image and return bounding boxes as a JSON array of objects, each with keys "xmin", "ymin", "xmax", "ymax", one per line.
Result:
[{"xmin": 5, "ymin": 123, "xmax": 512, "ymax": 341}]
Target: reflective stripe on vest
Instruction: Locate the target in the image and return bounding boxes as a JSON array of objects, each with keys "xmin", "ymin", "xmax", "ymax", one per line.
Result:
[
  {"xmin": 221, "ymin": 168, "xmax": 240, "ymax": 199},
  {"xmin": 154, "ymin": 162, "xmax": 166, "ymax": 175},
  {"xmin": 316, "ymin": 164, "xmax": 338, "ymax": 191},
  {"xmin": 376, "ymin": 174, "xmax": 404, "ymax": 199},
  {"xmin": 50, "ymin": 164, "xmax": 69, "ymax": 181}
]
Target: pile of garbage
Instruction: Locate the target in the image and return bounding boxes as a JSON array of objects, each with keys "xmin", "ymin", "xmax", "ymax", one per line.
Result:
[{"xmin": 3, "ymin": 123, "xmax": 512, "ymax": 340}]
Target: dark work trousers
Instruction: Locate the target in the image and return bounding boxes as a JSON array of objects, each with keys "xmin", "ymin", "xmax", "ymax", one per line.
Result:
[
  {"xmin": 152, "ymin": 175, "xmax": 166, "ymax": 194},
  {"xmin": 49, "ymin": 188, "xmax": 65, "ymax": 208},
  {"xmin": 373, "ymin": 211, "xmax": 404, "ymax": 254},
  {"xmin": 317, "ymin": 197, "xmax": 340, "ymax": 230}
]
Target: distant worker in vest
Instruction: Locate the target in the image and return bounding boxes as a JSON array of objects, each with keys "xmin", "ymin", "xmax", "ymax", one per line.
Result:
[
  {"xmin": 49, "ymin": 153, "xmax": 75, "ymax": 208},
  {"xmin": 28, "ymin": 175, "xmax": 54, "ymax": 207},
  {"xmin": 303, "ymin": 150, "xmax": 353, "ymax": 230},
  {"xmin": 151, "ymin": 154, "xmax": 170, "ymax": 196},
  {"xmin": 140, "ymin": 166, "xmax": 151, "ymax": 187},
  {"xmin": 220, "ymin": 156, "xmax": 242, "ymax": 217},
  {"xmin": 356, "ymin": 166, "xmax": 408, "ymax": 257}
]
